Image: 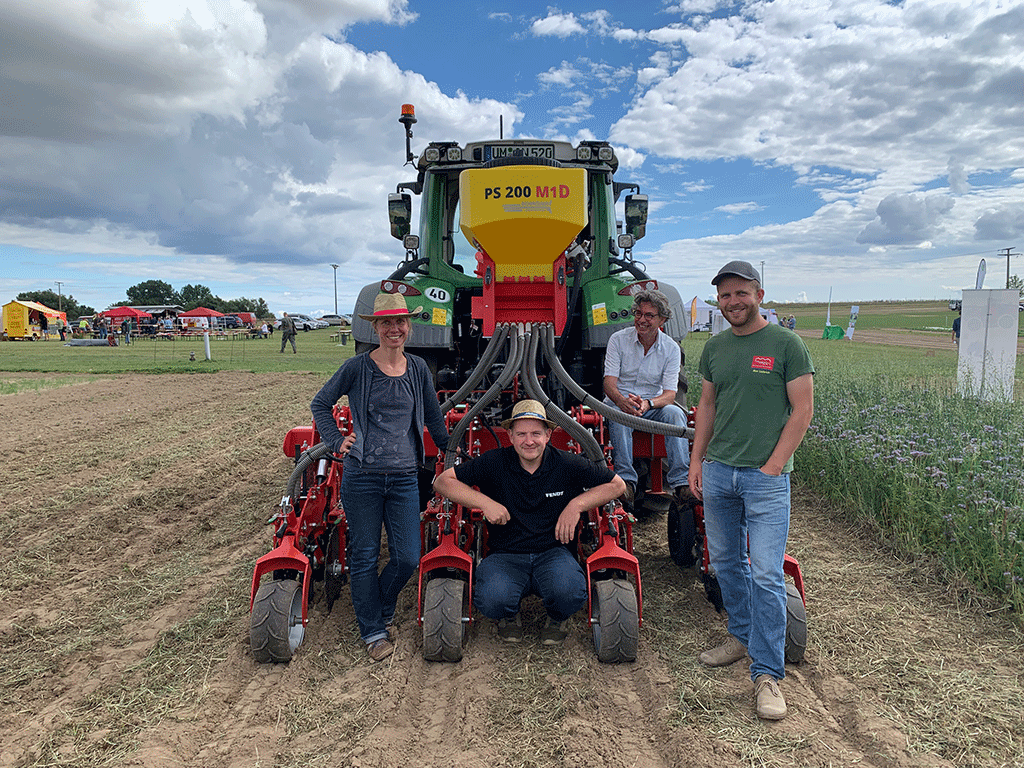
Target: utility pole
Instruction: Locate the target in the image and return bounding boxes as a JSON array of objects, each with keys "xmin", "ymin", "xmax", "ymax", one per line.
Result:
[
  {"xmin": 54, "ymin": 281, "xmax": 64, "ymax": 311},
  {"xmin": 330, "ymin": 264, "xmax": 339, "ymax": 314},
  {"xmin": 760, "ymin": 261, "xmax": 765, "ymax": 291},
  {"xmin": 1001, "ymin": 246, "xmax": 1017, "ymax": 289}
]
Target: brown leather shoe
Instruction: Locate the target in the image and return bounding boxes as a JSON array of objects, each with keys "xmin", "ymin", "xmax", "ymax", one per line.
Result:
[
  {"xmin": 754, "ymin": 675, "xmax": 787, "ymax": 720},
  {"xmin": 674, "ymin": 484, "xmax": 695, "ymax": 502},
  {"xmin": 699, "ymin": 636, "xmax": 747, "ymax": 667},
  {"xmin": 367, "ymin": 637, "xmax": 394, "ymax": 661}
]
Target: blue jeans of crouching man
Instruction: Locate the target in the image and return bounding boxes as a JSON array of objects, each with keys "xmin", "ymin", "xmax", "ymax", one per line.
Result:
[
  {"xmin": 473, "ymin": 547, "xmax": 587, "ymax": 622},
  {"xmin": 341, "ymin": 469, "xmax": 420, "ymax": 644},
  {"xmin": 701, "ymin": 460, "xmax": 791, "ymax": 681}
]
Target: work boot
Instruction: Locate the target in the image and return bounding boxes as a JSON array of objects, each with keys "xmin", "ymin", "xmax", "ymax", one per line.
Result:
[
  {"xmin": 674, "ymin": 484, "xmax": 694, "ymax": 502},
  {"xmin": 497, "ymin": 615, "xmax": 523, "ymax": 643},
  {"xmin": 620, "ymin": 481, "xmax": 635, "ymax": 509},
  {"xmin": 540, "ymin": 617, "xmax": 569, "ymax": 646},
  {"xmin": 754, "ymin": 675, "xmax": 787, "ymax": 720},
  {"xmin": 366, "ymin": 637, "xmax": 394, "ymax": 662},
  {"xmin": 699, "ymin": 635, "xmax": 747, "ymax": 667}
]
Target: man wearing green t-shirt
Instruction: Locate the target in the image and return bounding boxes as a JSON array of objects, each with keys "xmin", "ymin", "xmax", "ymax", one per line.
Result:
[{"xmin": 688, "ymin": 260, "xmax": 814, "ymax": 721}]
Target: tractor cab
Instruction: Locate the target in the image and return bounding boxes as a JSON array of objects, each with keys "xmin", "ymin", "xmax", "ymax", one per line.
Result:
[{"xmin": 351, "ymin": 104, "xmax": 686, "ymax": 399}]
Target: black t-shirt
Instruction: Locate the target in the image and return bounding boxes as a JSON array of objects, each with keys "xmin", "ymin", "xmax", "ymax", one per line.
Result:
[{"xmin": 454, "ymin": 445, "xmax": 614, "ymax": 554}]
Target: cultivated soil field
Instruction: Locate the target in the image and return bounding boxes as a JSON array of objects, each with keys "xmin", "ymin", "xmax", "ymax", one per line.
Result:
[{"xmin": 2, "ymin": 366, "xmax": 1022, "ymax": 768}]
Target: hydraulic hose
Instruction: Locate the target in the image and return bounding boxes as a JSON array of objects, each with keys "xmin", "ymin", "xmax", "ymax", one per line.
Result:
[
  {"xmin": 521, "ymin": 323, "xmax": 604, "ymax": 463},
  {"xmin": 285, "ymin": 441, "xmax": 332, "ymax": 501},
  {"xmin": 540, "ymin": 324, "xmax": 694, "ymax": 440},
  {"xmin": 439, "ymin": 323, "xmax": 510, "ymax": 414},
  {"xmin": 443, "ymin": 324, "xmax": 526, "ymax": 470}
]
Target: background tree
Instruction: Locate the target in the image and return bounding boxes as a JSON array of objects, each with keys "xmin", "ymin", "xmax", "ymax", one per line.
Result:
[
  {"xmin": 178, "ymin": 284, "xmax": 220, "ymax": 311},
  {"xmin": 1008, "ymin": 274, "xmax": 1024, "ymax": 298},
  {"xmin": 126, "ymin": 280, "xmax": 180, "ymax": 306},
  {"xmin": 222, "ymin": 297, "xmax": 270, "ymax": 317},
  {"xmin": 17, "ymin": 290, "xmax": 95, "ymax": 321}
]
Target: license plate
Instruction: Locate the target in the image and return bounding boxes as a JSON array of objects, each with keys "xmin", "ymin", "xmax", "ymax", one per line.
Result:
[{"xmin": 485, "ymin": 144, "xmax": 554, "ymax": 161}]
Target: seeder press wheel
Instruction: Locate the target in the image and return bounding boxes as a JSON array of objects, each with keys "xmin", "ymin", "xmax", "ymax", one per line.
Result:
[
  {"xmin": 250, "ymin": 579, "xmax": 305, "ymax": 663},
  {"xmin": 591, "ymin": 578, "xmax": 639, "ymax": 663},
  {"xmin": 422, "ymin": 577, "xmax": 466, "ymax": 662}
]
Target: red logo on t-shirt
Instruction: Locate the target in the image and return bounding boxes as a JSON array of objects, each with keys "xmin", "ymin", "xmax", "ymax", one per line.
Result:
[{"xmin": 751, "ymin": 355, "xmax": 774, "ymax": 371}]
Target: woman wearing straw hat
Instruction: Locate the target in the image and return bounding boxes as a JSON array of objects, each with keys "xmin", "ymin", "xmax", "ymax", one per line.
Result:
[{"xmin": 312, "ymin": 292, "xmax": 450, "ymax": 662}]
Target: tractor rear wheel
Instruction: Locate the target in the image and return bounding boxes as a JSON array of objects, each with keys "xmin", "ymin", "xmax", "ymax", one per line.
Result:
[
  {"xmin": 422, "ymin": 577, "xmax": 465, "ymax": 662},
  {"xmin": 785, "ymin": 583, "xmax": 807, "ymax": 663},
  {"xmin": 591, "ymin": 579, "xmax": 639, "ymax": 663},
  {"xmin": 667, "ymin": 500, "xmax": 698, "ymax": 568},
  {"xmin": 250, "ymin": 579, "xmax": 305, "ymax": 663}
]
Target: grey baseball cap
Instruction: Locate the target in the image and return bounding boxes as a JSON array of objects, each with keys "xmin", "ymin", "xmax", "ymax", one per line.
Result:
[{"xmin": 711, "ymin": 259, "xmax": 761, "ymax": 286}]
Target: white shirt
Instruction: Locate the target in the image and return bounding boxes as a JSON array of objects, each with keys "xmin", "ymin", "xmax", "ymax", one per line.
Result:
[{"xmin": 603, "ymin": 327, "xmax": 681, "ymax": 401}]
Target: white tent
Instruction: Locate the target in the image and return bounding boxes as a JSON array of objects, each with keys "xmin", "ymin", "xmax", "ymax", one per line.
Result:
[{"xmin": 688, "ymin": 296, "xmax": 714, "ymax": 331}]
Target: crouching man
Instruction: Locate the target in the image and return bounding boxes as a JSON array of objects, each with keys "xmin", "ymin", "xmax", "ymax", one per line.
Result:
[{"xmin": 433, "ymin": 399, "xmax": 626, "ymax": 645}]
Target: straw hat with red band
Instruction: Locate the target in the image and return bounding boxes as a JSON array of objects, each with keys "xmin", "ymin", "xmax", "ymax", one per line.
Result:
[
  {"xmin": 358, "ymin": 292, "xmax": 423, "ymax": 321},
  {"xmin": 500, "ymin": 399, "xmax": 557, "ymax": 430}
]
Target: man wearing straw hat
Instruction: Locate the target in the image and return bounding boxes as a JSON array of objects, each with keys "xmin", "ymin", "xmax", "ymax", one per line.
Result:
[{"xmin": 434, "ymin": 399, "xmax": 626, "ymax": 646}]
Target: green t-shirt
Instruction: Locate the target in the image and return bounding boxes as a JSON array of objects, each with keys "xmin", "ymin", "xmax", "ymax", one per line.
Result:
[{"xmin": 698, "ymin": 323, "xmax": 814, "ymax": 472}]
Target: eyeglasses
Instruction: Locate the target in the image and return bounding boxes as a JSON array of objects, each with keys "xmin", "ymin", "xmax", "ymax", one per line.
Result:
[{"xmin": 632, "ymin": 310, "xmax": 661, "ymax": 320}]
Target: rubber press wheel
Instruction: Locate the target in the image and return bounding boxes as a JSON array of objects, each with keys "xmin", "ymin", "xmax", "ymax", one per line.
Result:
[
  {"xmin": 784, "ymin": 582, "xmax": 807, "ymax": 663},
  {"xmin": 591, "ymin": 579, "xmax": 639, "ymax": 663},
  {"xmin": 422, "ymin": 577, "xmax": 465, "ymax": 662},
  {"xmin": 250, "ymin": 579, "xmax": 305, "ymax": 663},
  {"xmin": 667, "ymin": 499, "xmax": 698, "ymax": 568}
]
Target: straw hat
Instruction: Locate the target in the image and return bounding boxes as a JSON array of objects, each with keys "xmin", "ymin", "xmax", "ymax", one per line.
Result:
[
  {"xmin": 358, "ymin": 292, "xmax": 423, "ymax": 321},
  {"xmin": 500, "ymin": 399, "xmax": 556, "ymax": 430}
]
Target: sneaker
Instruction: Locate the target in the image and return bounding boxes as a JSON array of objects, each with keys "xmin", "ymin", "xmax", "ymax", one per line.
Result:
[
  {"xmin": 754, "ymin": 675, "xmax": 787, "ymax": 720},
  {"xmin": 540, "ymin": 617, "xmax": 569, "ymax": 646},
  {"xmin": 497, "ymin": 615, "xmax": 524, "ymax": 643},
  {"xmin": 366, "ymin": 637, "xmax": 394, "ymax": 662},
  {"xmin": 699, "ymin": 636, "xmax": 747, "ymax": 667}
]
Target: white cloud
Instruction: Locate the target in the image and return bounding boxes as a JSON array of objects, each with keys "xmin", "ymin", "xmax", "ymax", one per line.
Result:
[
  {"xmin": 531, "ymin": 12, "xmax": 585, "ymax": 38},
  {"xmin": 715, "ymin": 201, "xmax": 763, "ymax": 215},
  {"xmin": 857, "ymin": 193, "xmax": 955, "ymax": 246},
  {"xmin": 0, "ymin": 0, "xmax": 518, "ymax": 284}
]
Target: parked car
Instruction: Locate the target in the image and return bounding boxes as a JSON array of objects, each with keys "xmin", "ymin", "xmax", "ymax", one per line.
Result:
[
  {"xmin": 222, "ymin": 315, "xmax": 243, "ymax": 329},
  {"xmin": 273, "ymin": 313, "xmax": 320, "ymax": 331},
  {"xmin": 321, "ymin": 314, "xmax": 350, "ymax": 326}
]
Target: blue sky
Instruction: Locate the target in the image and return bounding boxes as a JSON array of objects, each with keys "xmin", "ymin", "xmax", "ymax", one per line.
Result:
[{"xmin": 2, "ymin": 0, "xmax": 1023, "ymax": 316}]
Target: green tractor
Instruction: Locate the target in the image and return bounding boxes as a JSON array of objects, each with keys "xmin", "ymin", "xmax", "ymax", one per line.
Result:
[{"xmin": 351, "ymin": 104, "xmax": 686, "ymax": 401}]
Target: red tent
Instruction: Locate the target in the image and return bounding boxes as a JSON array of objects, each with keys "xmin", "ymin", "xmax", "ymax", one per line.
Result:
[
  {"xmin": 101, "ymin": 306, "xmax": 153, "ymax": 319},
  {"xmin": 179, "ymin": 307, "xmax": 225, "ymax": 318}
]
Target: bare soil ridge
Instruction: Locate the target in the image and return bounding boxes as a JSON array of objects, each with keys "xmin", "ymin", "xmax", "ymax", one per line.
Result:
[{"xmin": 0, "ymin": 371, "xmax": 1021, "ymax": 768}]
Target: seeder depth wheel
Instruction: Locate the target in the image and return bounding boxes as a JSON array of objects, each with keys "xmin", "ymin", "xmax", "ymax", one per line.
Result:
[
  {"xmin": 591, "ymin": 578, "xmax": 639, "ymax": 663},
  {"xmin": 667, "ymin": 500, "xmax": 698, "ymax": 568},
  {"xmin": 422, "ymin": 577, "xmax": 465, "ymax": 662},
  {"xmin": 785, "ymin": 582, "xmax": 807, "ymax": 663},
  {"xmin": 250, "ymin": 579, "xmax": 305, "ymax": 663}
]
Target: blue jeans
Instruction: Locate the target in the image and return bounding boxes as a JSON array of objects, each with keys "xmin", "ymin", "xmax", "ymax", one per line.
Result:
[
  {"xmin": 474, "ymin": 548, "xmax": 586, "ymax": 622},
  {"xmin": 701, "ymin": 460, "xmax": 790, "ymax": 681},
  {"xmin": 341, "ymin": 469, "xmax": 421, "ymax": 644},
  {"xmin": 608, "ymin": 404, "xmax": 690, "ymax": 488}
]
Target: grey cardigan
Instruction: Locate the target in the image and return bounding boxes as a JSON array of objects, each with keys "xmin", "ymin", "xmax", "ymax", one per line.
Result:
[{"xmin": 311, "ymin": 352, "xmax": 449, "ymax": 467}]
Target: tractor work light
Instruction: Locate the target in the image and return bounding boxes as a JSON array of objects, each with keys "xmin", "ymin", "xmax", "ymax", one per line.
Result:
[
  {"xmin": 445, "ymin": 147, "xmax": 463, "ymax": 162},
  {"xmin": 424, "ymin": 147, "xmax": 441, "ymax": 162},
  {"xmin": 576, "ymin": 145, "xmax": 593, "ymax": 161},
  {"xmin": 403, "ymin": 235, "xmax": 420, "ymax": 251},
  {"xmin": 380, "ymin": 281, "xmax": 422, "ymax": 296},
  {"xmin": 617, "ymin": 234, "xmax": 635, "ymax": 250},
  {"xmin": 598, "ymin": 146, "xmax": 615, "ymax": 162},
  {"xmin": 618, "ymin": 280, "xmax": 659, "ymax": 295}
]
